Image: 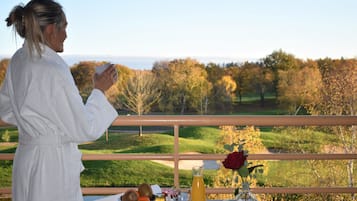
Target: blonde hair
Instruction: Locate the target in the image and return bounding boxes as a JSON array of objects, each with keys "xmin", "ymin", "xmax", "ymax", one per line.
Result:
[{"xmin": 6, "ymin": 0, "xmax": 66, "ymax": 56}]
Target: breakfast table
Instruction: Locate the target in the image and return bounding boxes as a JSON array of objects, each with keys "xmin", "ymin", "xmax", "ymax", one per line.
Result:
[
  {"xmin": 84, "ymin": 194, "xmax": 123, "ymax": 201},
  {"xmin": 83, "ymin": 196, "xmax": 220, "ymax": 201},
  {"xmin": 82, "ymin": 184, "xmax": 221, "ymax": 201}
]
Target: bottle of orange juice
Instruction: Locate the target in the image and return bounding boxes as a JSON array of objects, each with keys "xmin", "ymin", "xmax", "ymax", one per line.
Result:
[{"xmin": 190, "ymin": 166, "xmax": 206, "ymax": 201}]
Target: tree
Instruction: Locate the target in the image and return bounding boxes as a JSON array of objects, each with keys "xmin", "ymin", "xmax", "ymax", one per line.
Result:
[
  {"xmin": 225, "ymin": 65, "xmax": 242, "ymax": 104},
  {"xmin": 263, "ymin": 50, "xmax": 301, "ymax": 98},
  {"xmin": 70, "ymin": 61, "xmax": 97, "ymax": 101},
  {"xmin": 213, "ymin": 126, "xmax": 266, "ymax": 200},
  {"xmin": 0, "ymin": 59, "xmax": 10, "ymax": 86},
  {"xmin": 152, "ymin": 58, "xmax": 209, "ymax": 114},
  {"xmin": 240, "ymin": 61, "xmax": 274, "ymax": 107},
  {"xmin": 107, "ymin": 64, "xmax": 132, "ymax": 109},
  {"xmin": 216, "ymin": 75, "xmax": 237, "ymax": 112},
  {"xmin": 205, "ymin": 63, "xmax": 225, "ymax": 85},
  {"xmin": 277, "ymin": 60, "xmax": 322, "ymax": 114},
  {"xmin": 205, "ymin": 63, "xmax": 227, "ymax": 112},
  {"xmin": 121, "ymin": 70, "xmax": 160, "ymax": 136},
  {"xmin": 198, "ymin": 77, "xmax": 212, "ymax": 114},
  {"xmin": 311, "ymin": 58, "xmax": 357, "ymax": 200},
  {"xmin": 152, "ymin": 60, "xmax": 174, "ymax": 112}
]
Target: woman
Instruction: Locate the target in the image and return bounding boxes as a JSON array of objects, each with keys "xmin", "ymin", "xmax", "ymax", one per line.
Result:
[{"xmin": 0, "ymin": 0, "xmax": 118, "ymax": 200}]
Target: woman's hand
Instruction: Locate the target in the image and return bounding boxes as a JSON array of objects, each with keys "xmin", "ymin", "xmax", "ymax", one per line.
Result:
[{"xmin": 93, "ymin": 64, "xmax": 118, "ymax": 93}]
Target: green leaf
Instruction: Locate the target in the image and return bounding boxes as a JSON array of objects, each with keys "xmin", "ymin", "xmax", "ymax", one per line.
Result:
[
  {"xmin": 223, "ymin": 144, "xmax": 234, "ymax": 152},
  {"xmin": 238, "ymin": 166, "xmax": 249, "ymax": 177},
  {"xmin": 234, "ymin": 188, "xmax": 239, "ymax": 196},
  {"xmin": 248, "ymin": 164, "xmax": 264, "ymax": 174}
]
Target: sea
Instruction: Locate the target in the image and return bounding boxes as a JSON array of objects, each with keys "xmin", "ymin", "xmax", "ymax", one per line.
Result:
[
  {"xmin": 1, "ymin": 54, "xmax": 252, "ymax": 70},
  {"xmin": 62, "ymin": 55, "xmax": 249, "ymax": 70}
]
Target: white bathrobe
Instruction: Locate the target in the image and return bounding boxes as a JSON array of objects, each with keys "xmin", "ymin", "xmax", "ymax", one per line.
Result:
[{"xmin": 0, "ymin": 42, "xmax": 118, "ymax": 201}]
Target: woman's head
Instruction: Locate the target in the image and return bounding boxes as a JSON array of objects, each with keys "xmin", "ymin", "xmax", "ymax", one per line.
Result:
[{"xmin": 6, "ymin": 0, "xmax": 67, "ymax": 55}]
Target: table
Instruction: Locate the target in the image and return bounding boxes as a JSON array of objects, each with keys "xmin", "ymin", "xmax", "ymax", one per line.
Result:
[
  {"xmin": 84, "ymin": 194, "xmax": 121, "ymax": 201},
  {"xmin": 84, "ymin": 197, "xmax": 220, "ymax": 201},
  {"xmin": 84, "ymin": 196, "xmax": 107, "ymax": 201}
]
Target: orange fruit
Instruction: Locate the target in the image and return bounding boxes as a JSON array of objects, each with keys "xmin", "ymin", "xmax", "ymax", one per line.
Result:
[
  {"xmin": 138, "ymin": 196, "xmax": 150, "ymax": 201},
  {"xmin": 138, "ymin": 183, "xmax": 153, "ymax": 197}
]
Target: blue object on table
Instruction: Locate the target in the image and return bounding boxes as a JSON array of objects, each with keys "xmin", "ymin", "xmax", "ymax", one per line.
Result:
[{"xmin": 84, "ymin": 196, "xmax": 105, "ymax": 201}]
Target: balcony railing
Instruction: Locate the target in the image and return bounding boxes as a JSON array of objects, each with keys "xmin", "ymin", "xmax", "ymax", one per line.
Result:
[{"xmin": 1, "ymin": 115, "xmax": 357, "ymax": 197}]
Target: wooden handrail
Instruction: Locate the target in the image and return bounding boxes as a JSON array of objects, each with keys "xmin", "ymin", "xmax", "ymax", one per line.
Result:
[
  {"xmin": 112, "ymin": 115, "xmax": 357, "ymax": 126},
  {"xmin": 1, "ymin": 115, "xmax": 357, "ymax": 127}
]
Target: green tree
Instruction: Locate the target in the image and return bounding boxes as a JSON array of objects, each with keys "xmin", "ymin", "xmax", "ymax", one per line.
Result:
[
  {"xmin": 205, "ymin": 63, "xmax": 225, "ymax": 85},
  {"xmin": 205, "ymin": 63, "xmax": 227, "ymax": 112},
  {"xmin": 152, "ymin": 60, "xmax": 173, "ymax": 112},
  {"xmin": 263, "ymin": 50, "xmax": 301, "ymax": 98},
  {"xmin": 240, "ymin": 61, "xmax": 274, "ymax": 107}
]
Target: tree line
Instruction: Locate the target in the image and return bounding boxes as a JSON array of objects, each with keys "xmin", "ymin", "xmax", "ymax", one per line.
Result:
[{"xmin": 1, "ymin": 49, "xmax": 357, "ymax": 116}]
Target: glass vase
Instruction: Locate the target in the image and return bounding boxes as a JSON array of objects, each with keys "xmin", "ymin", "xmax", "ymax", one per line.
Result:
[{"xmin": 234, "ymin": 181, "xmax": 257, "ymax": 201}]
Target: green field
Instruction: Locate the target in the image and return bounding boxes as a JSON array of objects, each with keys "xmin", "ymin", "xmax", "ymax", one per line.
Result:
[
  {"xmin": 1, "ymin": 100, "xmax": 356, "ymax": 200},
  {"xmin": 1, "ymin": 125, "xmax": 351, "ymax": 188}
]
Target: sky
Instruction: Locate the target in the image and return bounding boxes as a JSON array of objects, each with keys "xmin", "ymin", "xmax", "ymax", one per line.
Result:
[{"xmin": 1, "ymin": 0, "xmax": 357, "ymax": 66}]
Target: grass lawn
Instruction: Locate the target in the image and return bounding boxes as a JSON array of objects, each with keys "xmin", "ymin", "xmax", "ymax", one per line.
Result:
[
  {"xmin": 1, "ymin": 124, "xmax": 351, "ymax": 190},
  {"xmin": 79, "ymin": 126, "xmax": 221, "ymax": 187},
  {"xmin": 0, "ymin": 96, "xmax": 354, "ymax": 194}
]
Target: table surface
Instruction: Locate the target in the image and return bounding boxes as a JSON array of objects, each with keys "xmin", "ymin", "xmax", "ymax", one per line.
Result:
[
  {"xmin": 84, "ymin": 196, "xmax": 220, "ymax": 201},
  {"xmin": 84, "ymin": 196, "xmax": 105, "ymax": 201}
]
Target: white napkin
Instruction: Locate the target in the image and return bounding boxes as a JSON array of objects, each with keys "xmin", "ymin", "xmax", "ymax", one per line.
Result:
[{"xmin": 151, "ymin": 184, "xmax": 162, "ymax": 195}]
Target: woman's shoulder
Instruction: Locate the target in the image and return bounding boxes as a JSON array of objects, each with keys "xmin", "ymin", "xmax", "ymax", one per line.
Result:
[
  {"xmin": 41, "ymin": 47, "xmax": 68, "ymax": 70},
  {"xmin": 41, "ymin": 48, "xmax": 77, "ymax": 86}
]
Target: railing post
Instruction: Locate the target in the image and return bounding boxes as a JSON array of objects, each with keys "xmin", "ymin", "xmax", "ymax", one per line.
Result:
[{"xmin": 174, "ymin": 125, "xmax": 180, "ymax": 188}]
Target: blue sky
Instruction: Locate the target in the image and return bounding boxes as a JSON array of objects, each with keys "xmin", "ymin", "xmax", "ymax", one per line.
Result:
[{"xmin": 1, "ymin": 0, "xmax": 357, "ymax": 61}]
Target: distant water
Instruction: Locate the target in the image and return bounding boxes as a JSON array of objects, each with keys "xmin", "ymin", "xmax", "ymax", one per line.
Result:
[
  {"xmin": 62, "ymin": 55, "xmax": 160, "ymax": 69},
  {"xmin": 62, "ymin": 55, "xmax": 251, "ymax": 70},
  {"xmin": 1, "ymin": 54, "xmax": 255, "ymax": 70}
]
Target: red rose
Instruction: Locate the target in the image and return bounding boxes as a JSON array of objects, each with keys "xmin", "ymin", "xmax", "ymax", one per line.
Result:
[{"xmin": 222, "ymin": 151, "xmax": 247, "ymax": 170}]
